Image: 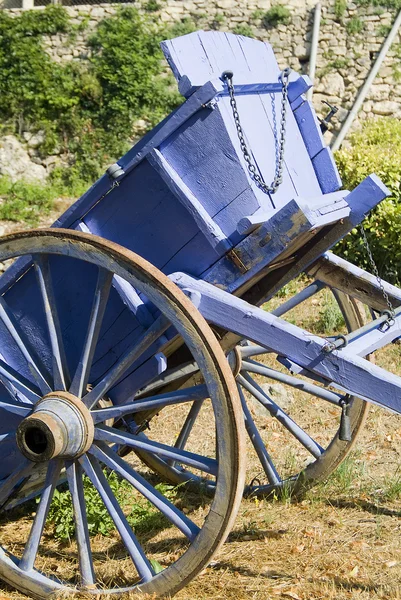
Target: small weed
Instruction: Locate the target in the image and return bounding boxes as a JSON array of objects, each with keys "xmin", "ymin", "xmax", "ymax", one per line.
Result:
[
  {"xmin": 330, "ymin": 454, "xmax": 366, "ymax": 494},
  {"xmin": 330, "ymin": 57, "xmax": 351, "ymax": 70},
  {"xmin": 310, "ymin": 293, "xmax": 345, "ymax": 335},
  {"xmin": 233, "ymin": 24, "xmax": 255, "ymax": 37},
  {"xmin": 261, "ymin": 6, "xmax": 291, "ymax": 28},
  {"xmin": 251, "ymin": 9, "xmax": 265, "ymax": 21},
  {"xmin": 372, "ymin": 469, "xmax": 401, "ymax": 502},
  {"xmin": 47, "ymin": 473, "xmax": 179, "ymax": 540},
  {"xmin": 377, "ymin": 23, "xmax": 391, "ymax": 37},
  {"xmin": 346, "ymin": 16, "xmax": 364, "ymax": 34},
  {"xmin": 210, "ymin": 13, "xmax": 225, "ymax": 30},
  {"xmin": 334, "ymin": 0, "xmax": 347, "ymax": 22},
  {"xmin": 169, "ymin": 17, "xmax": 197, "ymax": 37}
]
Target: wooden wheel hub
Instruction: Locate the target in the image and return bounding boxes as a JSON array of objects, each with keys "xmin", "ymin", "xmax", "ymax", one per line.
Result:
[{"xmin": 16, "ymin": 392, "xmax": 94, "ymax": 463}]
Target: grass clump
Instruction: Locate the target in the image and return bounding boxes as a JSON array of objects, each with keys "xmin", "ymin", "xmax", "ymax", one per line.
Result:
[
  {"xmin": 346, "ymin": 16, "xmax": 364, "ymax": 34},
  {"xmin": 334, "ymin": 0, "xmax": 347, "ymax": 22},
  {"xmin": 233, "ymin": 24, "xmax": 255, "ymax": 37},
  {"xmin": 261, "ymin": 5, "xmax": 291, "ymax": 28}
]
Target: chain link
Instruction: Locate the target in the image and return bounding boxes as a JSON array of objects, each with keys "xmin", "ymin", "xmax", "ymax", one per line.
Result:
[
  {"xmin": 222, "ymin": 68, "xmax": 291, "ymax": 196},
  {"xmin": 359, "ymin": 223, "xmax": 395, "ymax": 325}
]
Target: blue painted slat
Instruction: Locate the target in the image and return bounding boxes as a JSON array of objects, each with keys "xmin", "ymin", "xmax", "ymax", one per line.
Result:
[
  {"xmin": 51, "ymin": 80, "xmax": 222, "ymax": 232},
  {"xmin": 286, "ymin": 75, "xmax": 313, "ymax": 103},
  {"xmin": 83, "ymin": 158, "xmax": 219, "ymax": 276},
  {"xmin": 119, "ymin": 79, "xmax": 223, "ymax": 175},
  {"xmin": 160, "ymin": 105, "xmax": 258, "ymax": 234},
  {"xmin": 312, "ymin": 147, "xmax": 342, "ymax": 193},
  {"xmin": 293, "ymin": 100, "xmax": 325, "ymax": 159},
  {"xmin": 148, "ymin": 148, "xmax": 231, "ymax": 254}
]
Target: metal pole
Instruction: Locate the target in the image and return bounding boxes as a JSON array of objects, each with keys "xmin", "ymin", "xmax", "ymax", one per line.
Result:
[
  {"xmin": 307, "ymin": 2, "xmax": 321, "ymax": 101},
  {"xmin": 332, "ymin": 8, "xmax": 401, "ymax": 152}
]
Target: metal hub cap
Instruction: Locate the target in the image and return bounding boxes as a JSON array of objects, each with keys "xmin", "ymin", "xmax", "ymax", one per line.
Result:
[{"xmin": 16, "ymin": 392, "xmax": 94, "ymax": 463}]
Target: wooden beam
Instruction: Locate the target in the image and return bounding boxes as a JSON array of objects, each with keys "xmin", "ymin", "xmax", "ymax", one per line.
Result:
[
  {"xmin": 307, "ymin": 252, "xmax": 401, "ymax": 311},
  {"xmin": 171, "ymin": 272, "xmax": 401, "ymax": 416}
]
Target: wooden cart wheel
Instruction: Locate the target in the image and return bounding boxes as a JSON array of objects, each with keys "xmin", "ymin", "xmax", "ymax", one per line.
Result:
[
  {"xmin": 0, "ymin": 229, "xmax": 245, "ymax": 599},
  {"xmin": 136, "ymin": 280, "xmax": 368, "ymax": 497}
]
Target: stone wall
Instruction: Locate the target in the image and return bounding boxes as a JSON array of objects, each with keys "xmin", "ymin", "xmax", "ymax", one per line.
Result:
[{"xmin": 3, "ymin": 0, "xmax": 401, "ymax": 147}]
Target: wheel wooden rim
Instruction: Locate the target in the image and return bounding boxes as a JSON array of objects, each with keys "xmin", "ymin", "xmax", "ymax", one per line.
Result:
[{"xmin": 0, "ymin": 228, "xmax": 245, "ymax": 598}]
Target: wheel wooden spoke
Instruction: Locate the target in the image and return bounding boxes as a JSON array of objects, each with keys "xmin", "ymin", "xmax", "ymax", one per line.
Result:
[
  {"xmin": 94, "ymin": 425, "xmax": 218, "ymax": 476},
  {"xmin": 0, "ymin": 432, "xmax": 15, "ymax": 443},
  {"xmin": 70, "ymin": 268, "xmax": 113, "ymax": 398},
  {"xmin": 83, "ymin": 314, "xmax": 170, "ymax": 409},
  {"xmin": 240, "ymin": 345, "xmax": 273, "ymax": 359},
  {"xmin": 79, "ymin": 454, "xmax": 155, "ymax": 583},
  {"xmin": 65, "ymin": 460, "xmax": 96, "ymax": 587},
  {"xmin": 0, "ymin": 398, "xmax": 32, "ymax": 417},
  {"xmin": 135, "ymin": 362, "xmax": 200, "ymax": 398},
  {"xmin": 242, "ymin": 359, "xmax": 343, "ymax": 407},
  {"xmin": 0, "ymin": 297, "xmax": 51, "ymax": 395},
  {"xmin": 34, "ymin": 255, "xmax": 70, "ymax": 391},
  {"xmin": 19, "ymin": 459, "xmax": 62, "ymax": 572},
  {"xmin": 91, "ymin": 384, "xmax": 208, "ymax": 424},
  {"xmin": 166, "ymin": 400, "xmax": 204, "ymax": 470},
  {"xmin": 0, "ymin": 459, "xmax": 33, "ymax": 507},
  {"xmin": 238, "ymin": 373, "xmax": 324, "ymax": 459},
  {"xmin": 91, "ymin": 443, "xmax": 200, "ymax": 541},
  {"xmin": 237, "ymin": 385, "xmax": 281, "ymax": 486},
  {"xmin": 173, "ymin": 400, "xmax": 203, "ymax": 451},
  {"xmin": 0, "ymin": 358, "xmax": 40, "ymax": 404}
]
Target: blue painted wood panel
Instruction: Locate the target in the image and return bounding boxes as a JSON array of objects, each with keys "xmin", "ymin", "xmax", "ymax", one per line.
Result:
[{"xmin": 83, "ymin": 158, "xmax": 220, "ymax": 277}]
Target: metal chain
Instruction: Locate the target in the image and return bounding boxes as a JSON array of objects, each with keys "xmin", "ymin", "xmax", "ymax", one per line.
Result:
[
  {"xmin": 222, "ymin": 67, "xmax": 291, "ymax": 196},
  {"xmin": 359, "ymin": 223, "xmax": 395, "ymax": 324}
]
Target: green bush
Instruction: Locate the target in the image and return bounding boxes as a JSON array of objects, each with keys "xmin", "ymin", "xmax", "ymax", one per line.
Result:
[
  {"xmin": 0, "ymin": 6, "xmax": 182, "ymax": 185},
  {"xmin": 335, "ymin": 118, "xmax": 401, "ymax": 285},
  {"xmin": 261, "ymin": 5, "xmax": 291, "ymax": 28}
]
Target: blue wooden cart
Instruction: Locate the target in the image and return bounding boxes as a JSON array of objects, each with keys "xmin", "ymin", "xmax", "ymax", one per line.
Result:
[{"xmin": 0, "ymin": 30, "xmax": 399, "ymax": 598}]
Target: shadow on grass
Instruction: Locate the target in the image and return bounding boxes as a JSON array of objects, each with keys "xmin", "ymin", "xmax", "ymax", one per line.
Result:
[{"xmin": 326, "ymin": 497, "xmax": 401, "ymax": 518}]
